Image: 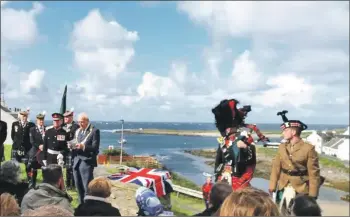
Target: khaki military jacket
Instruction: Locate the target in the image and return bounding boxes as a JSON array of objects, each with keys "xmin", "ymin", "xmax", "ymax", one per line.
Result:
[{"xmin": 269, "ymin": 139, "xmax": 321, "ymax": 197}]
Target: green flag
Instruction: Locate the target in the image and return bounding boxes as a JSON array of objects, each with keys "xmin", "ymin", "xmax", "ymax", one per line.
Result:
[{"xmin": 60, "ymin": 85, "xmax": 67, "ymax": 115}]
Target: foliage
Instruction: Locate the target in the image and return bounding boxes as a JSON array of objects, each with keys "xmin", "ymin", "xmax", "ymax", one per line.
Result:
[{"xmin": 102, "ymin": 148, "xmax": 129, "ymax": 156}]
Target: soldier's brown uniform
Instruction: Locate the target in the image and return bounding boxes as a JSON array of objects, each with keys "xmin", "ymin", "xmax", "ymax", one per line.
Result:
[{"xmin": 269, "ymin": 139, "xmax": 321, "ymax": 198}]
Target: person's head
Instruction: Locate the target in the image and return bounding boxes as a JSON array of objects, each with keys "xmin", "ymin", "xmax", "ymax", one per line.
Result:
[
  {"xmin": 78, "ymin": 112, "xmax": 89, "ymax": 129},
  {"xmin": 52, "ymin": 113, "xmax": 63, "ymax": 128},
  {"xmin": 218, "ymin": 187, "xmax": 280, "ymax": 216},
  {"xmin": 22, "ymin": 205, "xmax": 73, "ymax": 216},
  {"xmin": 42, "ymin": 164, "xmax": 64, "ymax": 190},
  {"xmin": 0, "ymin": 160, "xmax": 21, "ymax": 184},
  {"xmin": 0, "ymin": 193, "xmax": 21, "ymax": 216},
  {"xmin": 135, "ymin": 187, "xmax": 164, "ymax": 216},
  {"xmin": 209, "ymin": 182, "xmax": 233, "ymax": 210},
  {"xmin": 206, "ymin": 177, "xmax": 212, "ymax": 184},
  {"xmin": 282, "ymin": 127, "xmax": 302, "ymax": 140},
  {"xmin": 87, "ymin": 177, "xmax": 112, "ymax": 198},
  {"xmin": 292, "ymin": 195, "xmax": 322, "ymax": 216},
  {"xmin": 36, "ymin": 112, "xmax": 45, "ymax": 126},
  {"xmin": 19, "ymin": 111, "xmax": 28, "ymax": 122},
  {"xmin": 63, "ymin": 110, "xmax": 74, "ymax": 124}
]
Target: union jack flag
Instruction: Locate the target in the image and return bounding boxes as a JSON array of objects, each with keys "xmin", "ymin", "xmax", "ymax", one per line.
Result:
[{"xmin": 108, "ymin": 167, "xmax": 173, "ymax": 197}]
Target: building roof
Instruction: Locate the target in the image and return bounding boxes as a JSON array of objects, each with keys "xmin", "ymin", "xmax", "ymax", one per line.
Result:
[
  {"xmin": 316, "ymin": 131, "xmax": 334, "ymax": 142},
  {"xmin": 323, "ymin": 138, "xmax": 345, "ymax": 149}
]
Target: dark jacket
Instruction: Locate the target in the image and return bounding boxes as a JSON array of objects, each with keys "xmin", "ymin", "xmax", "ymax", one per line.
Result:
[
  {"xmin": 11, "ymin": 121, "xmax": 35, "ymax": 151},
  {"xmin": 74, "ymin": 196, "xmax": 121, "ymax": 216},
  {"xmin": 0, "ymin": 180, "xmax": 29, "ymax": 205},
  {"xmin": 29, "ymin": 125, "xmax": 45, "ymax": 159},
  {"xmin": 73, "ymin": 124, "xmax": 100, "ymax": 167},
  {"xmin": 0, "ymin": 120, "xmax": 6, "ymax": 161},
  {"xmin": 21, "ymin": 183, "xmax": 73, "ymax": 213},
  {"xmin": 194, "ymin": 207, "xmax": 218, "ymax": 216}
]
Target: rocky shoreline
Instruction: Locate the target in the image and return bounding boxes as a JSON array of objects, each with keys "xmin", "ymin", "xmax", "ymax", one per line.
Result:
[{"xmin": 184, "ymin": 148, "xmax": 350, "ymax": 194}]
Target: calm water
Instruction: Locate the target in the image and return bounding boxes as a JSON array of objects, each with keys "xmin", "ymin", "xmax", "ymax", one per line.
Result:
[{"xmin": 45, "ymin": 121, "xmax": 348, "ymax": 201}]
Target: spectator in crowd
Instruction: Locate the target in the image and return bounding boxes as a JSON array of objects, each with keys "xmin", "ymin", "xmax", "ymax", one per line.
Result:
[
  {"xmin": 0, "ymin": 160, "xmax": 29, "ymax": 204},
  {"xmin": 74, "ymin": 177, "xmax": 121, "ymax": 216},
  {"xmin": 21, "ymin": 164, "xmax": 73, "ymax": 213},
  {"xmin": 217, "ymin": 187, "xmax": 280, "ymax": 216},
  {"xmin": 0, "ymin": 193, "xmax": 21, "ymax": 216},
  {"xmin": 201, "ymin": 176, "xmax": 213, "ymax": 209},
  {"xmin": 292, "ymin": 195, "xmax": 322, "ymax": 216},
  {"xmin": 195, "ymin": 182, "xmax": 233, "ymax": 216},
  {"xmin": 135, "ymin": 187, "xmax": 173, "ymax": 216},
  {"xmin": 22, "ymin": 205, "xmax": 73, "ymax": 216}
]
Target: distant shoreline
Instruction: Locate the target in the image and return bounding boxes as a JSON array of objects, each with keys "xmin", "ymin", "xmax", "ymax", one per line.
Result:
[{"xmin": 113, "ymin": 128, "xmax": 318, "ymax": 139}]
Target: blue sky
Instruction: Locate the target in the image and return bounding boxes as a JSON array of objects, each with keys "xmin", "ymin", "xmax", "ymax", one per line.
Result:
[{"xmin": 1, "ymin": 1, "xmax": 349, "ymax": 124}]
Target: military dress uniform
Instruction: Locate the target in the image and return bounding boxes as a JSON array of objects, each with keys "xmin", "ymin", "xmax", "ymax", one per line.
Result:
[
  {"xmin": 28, "ymin": 113, "xmax": 46, "ymax": 188},
  {"xmin": 42, "ymin": 113, "xmax": 68, "ymax": 165},
  {"xmin": 269, "ymin": 112, "xmax": 321, "ymax": 214},
  {"xmin": 63, "ymin": 110, "xmax": 80, "ymax": 189},
  {"xmin": 0, "ymin": 120, "xmax": 7, "ymax": 162}
]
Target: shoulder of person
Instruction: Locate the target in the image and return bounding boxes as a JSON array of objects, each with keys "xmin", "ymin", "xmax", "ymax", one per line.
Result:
[
  {"xmin": 301, "ymin": 140, "xmax": 316, "ymax": 151},
  {"xmin": 46, "ymin": 125, "xmax": 54, "ymax": 130},
  {"xmin": 13, "ymin": 121, "xmax": 19, "ymax": 126},
  {"xmin": 28, "ymin": 122, "xmax": 35, "ymax": 127}
]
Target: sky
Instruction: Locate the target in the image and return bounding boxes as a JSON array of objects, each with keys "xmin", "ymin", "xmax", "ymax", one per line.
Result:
[{"xmin": 1, "ymin": 1, "xmax": 349, "ymax": 124}]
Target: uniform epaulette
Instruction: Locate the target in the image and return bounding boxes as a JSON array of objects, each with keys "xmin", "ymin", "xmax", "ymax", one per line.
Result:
[{"xmin": 46, "ymin": 125, "xmax": 54, "ymax": 129}]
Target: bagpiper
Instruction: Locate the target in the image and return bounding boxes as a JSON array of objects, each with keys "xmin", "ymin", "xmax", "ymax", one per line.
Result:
[
  {"xmin": 11, "ymin": 110, "xmax": 35, "ymax": 181},
  {"xmin": 40, "ymin": 113, "xmax": 68, "ymax": 166},
  {"xmin": 212, "ymin": 99, "xmax": 268, "ymax": 190},
  {"xmin": 63, "ymin": 108, "xmax": 79, "ymax": 189},
  {"xmin": 269, "ymin": 110, "xmax": 322, "ymax": 215},
  {"xmin": 28, "ymin": 111, "xmax": 46, "ymax": 188}
]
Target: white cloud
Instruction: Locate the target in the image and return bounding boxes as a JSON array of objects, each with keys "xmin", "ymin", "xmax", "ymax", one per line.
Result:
[
  {"xmin": 70, "ymin": 9, "xmax": 139, "ymax": 104},
  {"xmin": 1, "ymin": 2, "xmax": 44, "ymax": 50},
  {"xmin": 20, "ymin": 69, "xmax": 46, "ymax": 94},
  {"xmin": 231, "ymin": 50, "xmax": 262, "ymax": 91},
  {"xmin": 175, "ymin": 1, "xmax": 349, "ymax": 123}
]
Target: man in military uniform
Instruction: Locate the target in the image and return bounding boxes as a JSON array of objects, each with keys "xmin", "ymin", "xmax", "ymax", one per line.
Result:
[
  {"xmin": 42, "ymin": 113, "xmax": 68, "ymax": 166},
  {"xmin": 11, "ymin": 111, "xmax": 35, "ymax": 180},
  {"xmin": 63, "ymin": 109, "xmax": 79, "ymax": 189},
  {"xmin": 0, "ymin": 120, "xmax": 7, "ymax": 162},
  {"xmin": 269, "ymin": 110, "xmax": 321, "ymax": 215},
  {"xmin": 28, "ymin": 112, "xmax": 46, "ymax": 188}
]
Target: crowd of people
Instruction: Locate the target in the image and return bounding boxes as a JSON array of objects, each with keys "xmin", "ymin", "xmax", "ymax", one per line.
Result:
[{"xmin": 0, "ymin": 99, "xmax": 325, "ymax": 216}]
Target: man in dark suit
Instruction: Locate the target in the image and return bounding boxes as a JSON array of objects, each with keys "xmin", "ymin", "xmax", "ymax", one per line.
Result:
[
  {"xmin": 28, "ymin": 112, "xmax": 46, "ymax": 188},
  {"xmin": 63, "ymin": 109, "xmax": 79, "ymax": 189},
  {"xmin": 0, "ymin": 120, "xmax": 7, "ymax": 162},
  {"xmin": 71, "ymin": 112, "xmax": 100, "ymax": 204},
  {"xmin": 11, "ymin": 111, "xmax": 35, "ymax": 181}
]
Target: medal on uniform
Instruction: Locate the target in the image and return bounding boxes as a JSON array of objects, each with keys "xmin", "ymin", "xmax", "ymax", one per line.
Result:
[{"xmin": 57, "ymin": 135, "xmax": 65, "ymax": 141}]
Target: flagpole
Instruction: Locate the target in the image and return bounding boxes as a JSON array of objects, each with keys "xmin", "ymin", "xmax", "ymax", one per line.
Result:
[{"xmin": 119, "ymin": 119, "xmax": 124, "ymax": 165}]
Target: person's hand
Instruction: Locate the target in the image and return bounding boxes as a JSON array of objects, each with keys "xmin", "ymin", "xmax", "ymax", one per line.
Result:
[
  {"xmin": 39, "ymin": 145, "xmax": 43, "ymax": 151},
  {"xmin": 75, "ymin": 143, "xmax": 85, "ymax": 150},
  {"xmin": 237, "ymin": 140, "xmax": 247, "ymax": 148}
]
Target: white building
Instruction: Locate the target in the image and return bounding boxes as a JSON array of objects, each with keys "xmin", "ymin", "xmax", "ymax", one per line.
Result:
[
  {"xmin": 336, "ymin": 127, "xmax": 350, "ymax": 161},
  {"xmin": 306, "ymin": 130, "xmax": 334, "ymax": 154}
]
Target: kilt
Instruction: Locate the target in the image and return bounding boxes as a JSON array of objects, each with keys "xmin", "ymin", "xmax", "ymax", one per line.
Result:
[
  {"xmin": 36, "ymin": 151, "xmax": 59, "ymax": 165},
  {"xmin": 217, "ymin": 164, "xmax": 255, "ymax": 191}
]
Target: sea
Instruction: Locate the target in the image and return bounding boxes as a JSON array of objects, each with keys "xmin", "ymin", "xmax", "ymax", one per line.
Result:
[{"xmin": 49, "ymin": 121, "xmax": 349, "ymax": 202}]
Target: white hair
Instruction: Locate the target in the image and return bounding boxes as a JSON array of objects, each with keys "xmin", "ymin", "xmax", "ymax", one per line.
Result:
[{"xmin": 78, "ymin": 112, "xmax": 89, "ymax": 121}]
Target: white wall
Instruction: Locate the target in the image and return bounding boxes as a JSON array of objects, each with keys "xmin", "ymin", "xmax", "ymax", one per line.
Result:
[
  {"xmin": 343, "ymin": 127, "xmax": 349, "ymax": 136},
  {"xmin": 1, "ymin": 107, "xmax": 16, "ymax": 145},
  {"xmin": 306, "ymin": 131, "xmax": 323, "ymax": 153},
  {"xmin": 337, "ymin": 139, "xmax": 349, "ymax": 161},
  {"xmin": 323, "ymin": 146, "xmax": 338, "ymax": 156}
]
